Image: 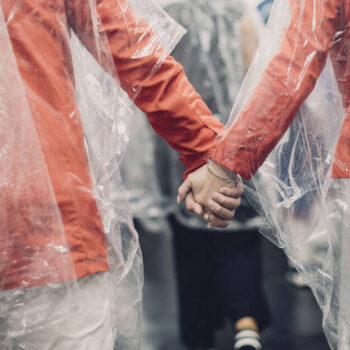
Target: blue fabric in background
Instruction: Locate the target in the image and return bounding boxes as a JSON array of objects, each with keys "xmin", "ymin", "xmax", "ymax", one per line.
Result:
[{"xmin": 257, "ymin": 0, "xmax": 274, "ymax": 24}]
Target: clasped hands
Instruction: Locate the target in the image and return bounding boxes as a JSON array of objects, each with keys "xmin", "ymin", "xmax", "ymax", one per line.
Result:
[{"xmin": 177, "ymin": 161, "xmax": 243, "ymax": 228}]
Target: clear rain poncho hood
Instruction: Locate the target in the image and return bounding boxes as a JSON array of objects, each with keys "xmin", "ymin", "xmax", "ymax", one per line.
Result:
[
  {"xmin": 0, "ymin": 0, "xmax": 185, "ymax": 348},
  {"xmin": 209, "ymin": 0, "xmax": 350, "ymax": 348}
]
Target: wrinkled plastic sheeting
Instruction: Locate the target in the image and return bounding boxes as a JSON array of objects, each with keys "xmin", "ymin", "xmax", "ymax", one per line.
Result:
[
  {"xmin": 223, "ymin": 0, "xmax": 349, "ymax": 348},
  {"xmin": 0, "ymin": 0, "xmax": 185, "ymax": 348},
  {"xmin": 0, "ymin": 5, "xmax": 78, "ymax": 340}
]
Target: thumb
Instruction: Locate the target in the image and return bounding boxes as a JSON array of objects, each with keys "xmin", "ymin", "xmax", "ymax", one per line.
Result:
[{"xmin": 177, "ymin": 178, "xmax": 192, "ymax": 204}]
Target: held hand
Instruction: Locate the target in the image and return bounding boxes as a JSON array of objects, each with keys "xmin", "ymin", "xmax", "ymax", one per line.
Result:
[
  {"xmin": 207, "ymin": 186, "xmax": 243, "ymax": 228},
  {"xmin": 177, "ymin": 163, "xmax": 243, "ymax": 228}
]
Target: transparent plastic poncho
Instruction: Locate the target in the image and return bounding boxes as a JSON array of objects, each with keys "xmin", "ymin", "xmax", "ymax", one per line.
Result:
[
  {"xmin": 215, "ymin": 0, "xmax": 350, "ymax": 348},
  {"xmin": 0, "ymin": 1, "xmax": 184, "ymax": 348}
]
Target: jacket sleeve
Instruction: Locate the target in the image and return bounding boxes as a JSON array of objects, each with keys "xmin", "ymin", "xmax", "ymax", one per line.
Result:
[
  {"xmin": 66, "ymin": 0, "xmax": 224, "ymax": 176},
  {"xmin": 209, "ymin": 0, "xmax": 341, "ymax": 179}
]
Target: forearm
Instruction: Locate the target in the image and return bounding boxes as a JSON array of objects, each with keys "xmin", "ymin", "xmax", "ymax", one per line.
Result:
[
  {"xmin": 133, "ymin": 55, "xmax": 224, "ymax": 175},
  {"xmin": 67, "ymin": 0, "xmax": 224, "ymax": 173},
  {"xmin": 210, "ymin": 0, "xmax": 340, "ymax": 179}
]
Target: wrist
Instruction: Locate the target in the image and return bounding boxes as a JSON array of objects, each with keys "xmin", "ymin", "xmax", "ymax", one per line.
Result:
[{"xmin": 207, "ymin": 159, "xmax": 237, "ymax": 186}]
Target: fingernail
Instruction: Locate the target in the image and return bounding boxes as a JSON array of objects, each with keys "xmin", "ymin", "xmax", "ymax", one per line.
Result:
[{"xmin": 207, "ymin": 223, "xmax": 213, "ymax": 229}]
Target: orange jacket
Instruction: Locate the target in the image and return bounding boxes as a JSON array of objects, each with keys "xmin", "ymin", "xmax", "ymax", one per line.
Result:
[
  {"xmin": 210, "ymin": 0, "xmax": 350, "ymax": 180},
  {"xmin": 1, "ymin": 0, "xmax": 224, "ymax": 289}
]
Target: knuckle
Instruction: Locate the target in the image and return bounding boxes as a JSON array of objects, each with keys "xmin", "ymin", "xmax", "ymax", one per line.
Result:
[
  {"xmin": 224, "ymin": 197, "xmax": 233, "ymax": 206},
  {"xmin": 222, "ymin": 212, "xmax": 231, "ymax": 220},
  {"xmin": 211, "ymin": 201, "xmax": 220, "ymax": 212},
  {"xmin": 229, "ymin": 209, "xmax": 236, "ymax": 219},
  {"xmin": 197, "ymin": 196, "xmax": 206, "ymax": 206},
  {"xmin": 216, "ymin": 208, "xmax": 225, "ymax": 217},
  {"xmin": 224, "ymin": 212, "xmax": 233, "ymax": 220}
]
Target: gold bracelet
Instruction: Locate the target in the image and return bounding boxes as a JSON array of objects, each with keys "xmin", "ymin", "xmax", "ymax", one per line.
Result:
[{"xmin": 207, "ymin": 159, "xmax": 237, "ymax": 185}]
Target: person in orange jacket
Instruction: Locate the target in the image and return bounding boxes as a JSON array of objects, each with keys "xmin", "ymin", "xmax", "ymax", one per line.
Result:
[
  {"xmin": 179, "ymin": 0, "xmax": 350, "ymax": 225},
  {"xmin": 0, "ymin": 0, "xmax": 242, "ymax": 349},
  {"xmin": 178, "ymin": 0, "xmax": 350, "ymax": 348}
]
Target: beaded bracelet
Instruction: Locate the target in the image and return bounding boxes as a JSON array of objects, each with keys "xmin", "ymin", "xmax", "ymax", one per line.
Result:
[{"xmin": 207, "ymin": 159, "xmax": 237, "ymax": 186}]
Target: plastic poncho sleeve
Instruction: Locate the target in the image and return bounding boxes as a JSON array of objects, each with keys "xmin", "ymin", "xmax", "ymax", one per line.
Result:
[
  {"xmin": 67, "ymin": 0, "xmax": 224, "ymax": 176},
  {"xmin": 209, "ymin": 0, "xmax": 341, "ymax": 180}
]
